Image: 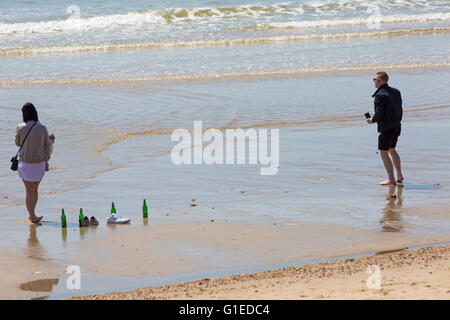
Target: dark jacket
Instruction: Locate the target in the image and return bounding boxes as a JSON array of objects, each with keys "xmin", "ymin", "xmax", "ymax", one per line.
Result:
[{"xmin": 371, "ymin": 83, "xmax": 402, "ymax": 132}]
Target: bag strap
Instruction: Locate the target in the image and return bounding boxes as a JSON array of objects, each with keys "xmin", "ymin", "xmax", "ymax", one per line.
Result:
[{"xmin": 15, "ymin": 122, "xmax": 37, "ymax": 157}]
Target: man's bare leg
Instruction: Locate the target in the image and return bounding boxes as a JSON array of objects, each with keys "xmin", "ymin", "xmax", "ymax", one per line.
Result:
[
  {"xmin": 379, "ymin": 150, "xmax": 396, "ymax": 185},
  {"xmin": 389, "ymin": 148, "xmax": 404, "ymax": 182}
]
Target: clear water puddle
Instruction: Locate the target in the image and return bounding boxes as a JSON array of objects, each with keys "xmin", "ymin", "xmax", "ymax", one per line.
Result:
[{"xmin": 402, "ymin": 183, "xmax": 443, "ymax": 190}]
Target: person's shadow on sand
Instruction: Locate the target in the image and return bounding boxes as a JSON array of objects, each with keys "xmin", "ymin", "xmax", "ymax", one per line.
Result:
[{"xmin": 380, "ymin": 185, "xmax": 404, "ymax": 232}]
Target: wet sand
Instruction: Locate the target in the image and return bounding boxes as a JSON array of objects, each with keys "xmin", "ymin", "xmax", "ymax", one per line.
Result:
[
  {"xmin": 1, "ymin": 70, "xmax": 449, "ymax": 300},
  {"xmin": 71, "ymin": 244, "xmax": 450, "ymax": 300},
  {"xmin": 0, "ymin": 247, "xmax": 63, "ymax": 300},
  {"xmin": 52, "ymin": 220, "xmax": 450, "ymax": 278},
  {"xmin": 1, "ymin": 216, "xmax": 448, "ymax": 299}
]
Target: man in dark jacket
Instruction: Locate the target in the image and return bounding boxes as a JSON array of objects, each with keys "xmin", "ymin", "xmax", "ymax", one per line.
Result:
[{"xmin": 366, "ymin": 71, "xmax": 404, "ymax": 186}]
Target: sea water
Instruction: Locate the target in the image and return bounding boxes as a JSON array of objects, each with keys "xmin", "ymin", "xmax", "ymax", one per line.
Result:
[{"xmin": 0, "ymin": 0, "xmax": 449, "ymax": 278}]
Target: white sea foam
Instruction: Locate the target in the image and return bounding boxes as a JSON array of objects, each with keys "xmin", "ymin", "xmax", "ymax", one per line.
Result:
[
  {"xmin": 0, "ymin": 11, "xmax": 166, "ymax": 35},
  {"xmin": 253, "ymin": 12, "xmax": 450, "ymax": 30},
  {"xmin": 0, "ymin": 1, "xmax": 448, "ymax": 35}
]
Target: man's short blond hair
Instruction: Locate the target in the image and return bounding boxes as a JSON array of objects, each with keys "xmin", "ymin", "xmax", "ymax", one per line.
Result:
[{"xmin": 376, "ymin": 71, "xmax": 389, "ymax": 83}]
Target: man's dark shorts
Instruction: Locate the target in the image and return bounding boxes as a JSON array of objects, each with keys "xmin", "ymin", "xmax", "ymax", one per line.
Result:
[{"xmin": 378, "ymin": 127, "xmax": 401, "ymax": 150}]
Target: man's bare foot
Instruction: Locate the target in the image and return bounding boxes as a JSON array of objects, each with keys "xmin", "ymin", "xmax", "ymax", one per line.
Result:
[
  {"xmin": 30, "ymin": 216, "xmax": 43, "ymax": 224},
  {"xmin": 378, "ymin": 180, "xmax": 396, "ymax": 186},
  {"xmin": 397, "ymin": 176, "xmax": 404, "ymax": 183}
]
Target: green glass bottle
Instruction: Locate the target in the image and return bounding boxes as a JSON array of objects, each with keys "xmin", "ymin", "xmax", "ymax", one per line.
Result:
[
  {"xmin": 61, "ymin": 209, "xmax": 67, "ymax": 228},
  {"xmin": 111, "ymin": 202, "xmax": 116, "ymax": 215},
  {"xmin": 143, "ymin": 199, "xmax": 148, "ymax": 218},
  {"xmin": 79, "ymin": 208, "xmax": 84, "ymax": 228}
]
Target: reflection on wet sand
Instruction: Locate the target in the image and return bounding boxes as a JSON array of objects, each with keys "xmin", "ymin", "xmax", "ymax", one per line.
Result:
[
  {"xmin": 380, "ymin": 185, "xmax": 404, "ymax": 232},
  {"xmin": 62, "ymin": 228, "xmax": 67, "ymax": 242},
  {"xmin": 78, "ymin": 224, "xmax": 99, "ymax": 240},
  {"xmin": 25, "ymin": 224, "xmax": 50, "ymax": 261},
  {"xmin": 20, "ymin": 278, "xmax": 59, "ymax": 293}
]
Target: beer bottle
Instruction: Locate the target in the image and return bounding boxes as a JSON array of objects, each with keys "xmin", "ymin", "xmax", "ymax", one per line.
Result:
[
  {"xmin": 111, "ymin": 202, "xmax": 116, "ymax": 215},
  {"xmin": 61, "ymin": 209, "xmax": 67, "ymax": 228},
  {"xmin": 79, "ymin": 208, "xmax": 84, "ymax": 228},
  {"xmin": 143, "ymin": 199, "xmax": 148, "ymax": 218}
]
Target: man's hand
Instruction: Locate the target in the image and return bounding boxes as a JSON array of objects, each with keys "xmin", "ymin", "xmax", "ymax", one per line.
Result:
[{"xmin": 366, "ymin": 118, "xmax": 373, "ymax": 124}]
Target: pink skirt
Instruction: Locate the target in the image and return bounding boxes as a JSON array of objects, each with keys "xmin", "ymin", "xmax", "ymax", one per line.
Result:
[{"xmin": 18, "ymin": 161, "xmax": 45, "ymax": 182}]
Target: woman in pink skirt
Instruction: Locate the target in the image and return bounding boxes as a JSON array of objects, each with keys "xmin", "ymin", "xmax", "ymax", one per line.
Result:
[{"xmin": 15, "ymin": 103, "xmax": 53, "ymax": 224}]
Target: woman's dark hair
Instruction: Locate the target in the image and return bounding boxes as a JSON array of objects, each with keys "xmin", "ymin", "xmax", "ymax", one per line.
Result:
[{"xmin": 22, "ymin": 102, "xmax": 39, "ymax": 122}]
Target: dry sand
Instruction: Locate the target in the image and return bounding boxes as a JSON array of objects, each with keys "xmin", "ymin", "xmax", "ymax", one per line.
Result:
[{"xmin": 72, "ymin": 244, "xmax": 450, "ymax": 300}]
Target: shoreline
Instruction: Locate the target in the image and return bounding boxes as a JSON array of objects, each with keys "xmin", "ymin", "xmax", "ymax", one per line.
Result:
[
  {"xmin": 2, "ymin": 64, "xmax": 450, "ymax": 88},
  {"xmin": 71, "ymin": 243, "xmax": 450, "ymax": 300}
]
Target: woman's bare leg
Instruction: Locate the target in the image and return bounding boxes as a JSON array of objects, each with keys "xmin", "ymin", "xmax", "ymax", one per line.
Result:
[
  {"xmin": 23, "ymin": 180, "xmax": 36, "ymax": 219},
  {"xmin": 34, "ymin": 181, "xmax": 40, "ymax": 208},
  {"xmin": 22, "ymin": 180, "xmax": 42, "ymax": 223}
]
